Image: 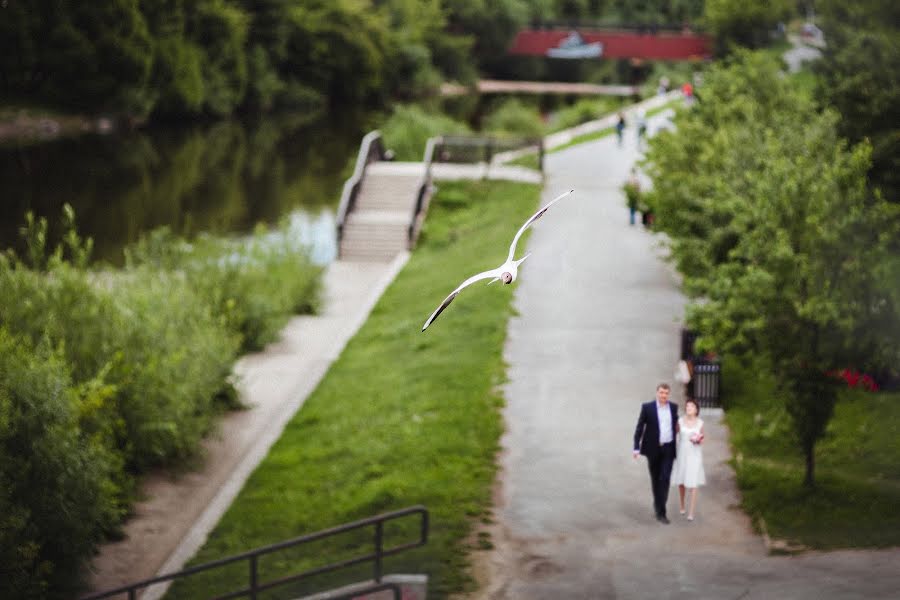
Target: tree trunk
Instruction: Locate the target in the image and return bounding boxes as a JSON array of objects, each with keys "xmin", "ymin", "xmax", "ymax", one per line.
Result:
[{"xmin": 804, "ymin": 444, "xmax": 816, "ymax": 487}]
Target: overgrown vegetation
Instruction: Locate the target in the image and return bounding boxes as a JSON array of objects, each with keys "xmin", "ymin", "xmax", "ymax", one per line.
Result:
[
  {"xmin": 381, "ymin": 105, "xmax": 471, "ymax": 161},
  {"xmin": 165, "ymin": 180, "xmax": 541, "ymax": 599},
  {"xmin": 0, "ymin": 210, "xmax": 322, "ymax": 598}
]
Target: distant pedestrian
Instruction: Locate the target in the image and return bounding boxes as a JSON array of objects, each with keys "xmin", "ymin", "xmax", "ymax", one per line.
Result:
[
  {"xmin": 633, "ymin": 383, "xmax": 679, "ymax": 524},
  {"xmin": 672, "ymin": 398, "xmax": 706, "ymax": 521},
  {"xmin": 624, "ymin": 168, "xmax": 641, "ymax": 225},
  {"xmin": 657, "ymin": 76, "xmax": 670, "ymax": 95},
  {"xmin": 682, "ymin": 81, "xmax": 694, "ymax": 107},
  {"xmin": 636, "ymin": 110, "xmax": 647, "ymax": 148},
  {"xmin": 615, "ymin": 112, "xmax": 626, "ymax": 147}
]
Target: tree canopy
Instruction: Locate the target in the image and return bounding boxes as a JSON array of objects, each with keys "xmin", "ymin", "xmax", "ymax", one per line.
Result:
[{"xmin": 643, "ymin": 51, "xmax": 900, "ymax": 486}]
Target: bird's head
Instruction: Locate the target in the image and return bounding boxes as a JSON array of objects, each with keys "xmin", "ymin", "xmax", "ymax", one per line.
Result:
[{"xmin": 501, "ymin": 272, "xmax": 513, "ymax": 284}]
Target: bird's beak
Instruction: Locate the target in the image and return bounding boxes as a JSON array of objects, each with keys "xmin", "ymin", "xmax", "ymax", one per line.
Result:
[{"xmin": 488, "ymin": 277, "xmax": 500, "ymax": 285}]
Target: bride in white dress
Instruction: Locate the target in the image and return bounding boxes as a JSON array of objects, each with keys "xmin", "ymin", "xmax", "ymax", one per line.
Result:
[{"xmin": 671, "ymin": 398, "xmax": 706, "ymax": 520}]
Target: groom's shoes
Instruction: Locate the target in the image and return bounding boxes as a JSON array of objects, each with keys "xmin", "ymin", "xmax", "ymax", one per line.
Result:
[{"xmin": 656, "ymin": 514, "xmax": 670, "ymax": 524}]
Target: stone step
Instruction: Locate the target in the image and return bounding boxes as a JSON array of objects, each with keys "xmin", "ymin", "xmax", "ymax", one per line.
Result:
[
  {"xmin": 340, "ymin": 242, "xmax": 407, "ymax": 254},
  {"xmin": 346, "ymin": 210, "xmax": 409, "ymax": 226},
  {"xmin": 339, "ymin": 249, "xmax": 401, "ymax": 262},
  {"xmin": 367, "ymin": 161, "xmax": 427, "ymax": 176}
]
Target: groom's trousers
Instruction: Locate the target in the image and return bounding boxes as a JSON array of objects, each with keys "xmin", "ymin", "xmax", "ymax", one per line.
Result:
[{"xmin": 647, "ymin": 442, "xmax": 676, "ymax": 517}]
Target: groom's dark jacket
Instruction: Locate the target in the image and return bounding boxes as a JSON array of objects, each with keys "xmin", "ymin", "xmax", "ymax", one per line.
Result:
[{"xmin": 633, "ymin": 400, "xmax": 679, "ymax": 459}]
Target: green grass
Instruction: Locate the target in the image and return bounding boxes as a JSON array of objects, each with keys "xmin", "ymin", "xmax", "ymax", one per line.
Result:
[
  {"xmin": 166, "ymin": 180, "xmax": 542, "ymax": 599},
  {"xmin": 723, "ymin": 356, "xmax": 900, "ymax": 549}
]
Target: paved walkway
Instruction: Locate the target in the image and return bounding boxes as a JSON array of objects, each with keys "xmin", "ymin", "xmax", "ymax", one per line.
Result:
[
  {"xmin": 472, "ymin": 114, "xmax": 900, "ymax": 598},
  {"xmin": 86, "ymin": 256, "xmax": 409, "ymax": 597}
]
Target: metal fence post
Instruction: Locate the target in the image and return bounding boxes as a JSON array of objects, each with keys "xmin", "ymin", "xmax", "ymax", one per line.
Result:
[
  {"xmin": 249, "ymin": 555, "xmax": 258, "ymax": 600},
  {"xmin": 374, "ymin": 520, "xmax": 384, "ymax": 583}
]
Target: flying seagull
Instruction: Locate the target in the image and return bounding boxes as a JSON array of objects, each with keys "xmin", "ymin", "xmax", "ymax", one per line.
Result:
[{"xmin": 422, "ymin": 189, "xmax": 574, "ymax": 331}]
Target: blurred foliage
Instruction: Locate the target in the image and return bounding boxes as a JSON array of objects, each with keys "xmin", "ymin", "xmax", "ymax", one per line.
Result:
[
  {"xmin": 642, "ymin": 50, "xmax": 900, "ymax": 486},
  {"xmin": 480, "ymin": 98, "xmax": 545, "ymax": 138},
  {"xmin": 0, "ymin": 207, "xmax": 322, "ymax": 597},
  {"xmin": 381, "ymin": 104, "xmax": 471, "ymax": 161},
  {"xmin": 0, "ymin": 0, "xmax": 717, "ymax": 120},
  {"xmin": 703, "ymin": 0, "xmax": 792, "ymax": 53},
  {"xmin": 0, "ymin": 0, "xmax": 527, "ymax": 119},
  {"xmin": 815, "ymin": 0, "xmax": 900, "ymax": 203}
]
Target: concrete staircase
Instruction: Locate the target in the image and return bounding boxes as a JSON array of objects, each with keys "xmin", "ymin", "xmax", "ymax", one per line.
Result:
[{"xmin": 339, "ymin": 162, "xmax": 425, "ymax": 262}]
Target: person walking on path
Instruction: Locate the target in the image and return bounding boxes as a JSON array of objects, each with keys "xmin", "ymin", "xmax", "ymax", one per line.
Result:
[
  {"xmin": 672, "ymin": 398, "xmax": 706, "ymax": 521},
  {"xmin": 615, "ymin": 112, "xmax": 626, "ymax": 147},
  {"xmin": 624, "ymin": 168, "xmax": 641, "ymax": 225},
  {"xmin": 633, "ymin": 383, "xmax": 679, "ymax": 523},
  {"xmin": 636, "ymin": 110, "xmax": 648, "ymax": 149}
]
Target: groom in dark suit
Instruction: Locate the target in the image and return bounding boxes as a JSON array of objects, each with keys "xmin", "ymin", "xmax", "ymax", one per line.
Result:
[{"xmin": 633, "ymin": 383, "xmax": 678, "ymax": 523}]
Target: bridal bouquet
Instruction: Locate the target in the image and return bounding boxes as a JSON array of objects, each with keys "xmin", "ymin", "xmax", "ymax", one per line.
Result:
[{"xmin": 689, "ymin": 432, "xmax": 704, "ymax": 445}]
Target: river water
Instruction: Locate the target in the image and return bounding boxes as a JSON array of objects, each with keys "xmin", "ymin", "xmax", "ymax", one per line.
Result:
[{"xmin": 0, "ymin": 112, "xmax": 369, "ymax": 266}]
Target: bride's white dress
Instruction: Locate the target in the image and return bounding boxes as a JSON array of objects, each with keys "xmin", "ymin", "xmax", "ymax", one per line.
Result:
[{"xmin": 672, "ymin": 416, "xmax": 706, "ymax": 488}]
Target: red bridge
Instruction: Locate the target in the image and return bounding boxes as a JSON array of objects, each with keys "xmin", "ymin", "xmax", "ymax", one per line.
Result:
[{"xmin": 509, "ymin": 28, "xmax": 712, "ymax": 61}]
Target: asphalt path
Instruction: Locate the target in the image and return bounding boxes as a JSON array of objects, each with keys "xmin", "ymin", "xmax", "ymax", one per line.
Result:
[{"xmin": 471, "ymin": 116, "xmax": 900, "ymax": 599}]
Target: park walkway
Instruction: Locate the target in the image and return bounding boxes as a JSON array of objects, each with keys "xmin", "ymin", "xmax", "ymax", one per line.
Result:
[{"xmin": 472, "ymin": 114, "xmax": 900, "ymax": 599}]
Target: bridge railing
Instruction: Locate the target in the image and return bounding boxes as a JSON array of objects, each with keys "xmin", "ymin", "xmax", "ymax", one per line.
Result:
[{"xmin": 80, "ymin": 505, "xmax": 429, "ymax": 600}]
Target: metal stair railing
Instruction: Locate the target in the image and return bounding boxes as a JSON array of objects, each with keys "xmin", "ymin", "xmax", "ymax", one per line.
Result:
[
  {"xmin": 336, "ymin": 130, "xmax": 387, "ymax": 257},
  {"xmin": 408, "ymin": 136, "xmax": 440, "ymax": 249},
  {"xmin": 435, "ymin": 135, "xmax": 544, "ymax": 170},
  {"xmin": 80, "ymin": 505, "xmax": 429, "ymax": 600}
]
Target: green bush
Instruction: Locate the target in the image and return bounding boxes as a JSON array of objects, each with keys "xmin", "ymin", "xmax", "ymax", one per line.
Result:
[
  {"xmin": 0, "ymin": 209, "xmax": 324, "ymax": 596},
  {"xmin": 126, "ymin": 226, "xmax": 322, "ymax": 352},
  {"xmin": 550, "ymin": 97, "xmax": 622, "ymax": 132},
  {"xmin": 0, "ymin": 329, "xmax": 120, "ymax": 599},
  {"xmin": 381, "ymin": 105, "xmax": 471, "ymax": 161},
  {"xmin": 481, "ymin": 98, "xmax": 544, "ymax": 138}
]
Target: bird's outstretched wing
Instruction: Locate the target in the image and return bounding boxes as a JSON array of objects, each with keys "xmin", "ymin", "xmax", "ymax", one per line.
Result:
[
  {"xmin": 507, "ymin": 189, "xmax": 574, "ymax": 262},
  {"xmin": 422, "ymin": 268, "xmax": 502, "ymax": 331}
]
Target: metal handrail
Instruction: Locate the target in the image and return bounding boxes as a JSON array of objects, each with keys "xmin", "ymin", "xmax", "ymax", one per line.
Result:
[
  {"xmin": 336, "ymin": 130, "xmax": 386, "ymax": 255},
  {"xmin": 81, "ymin": 505, "xmax": 429, "ymax": 600},
  {"xmin": 408, "ymin": 135, "xmax": 440, "ymax": 248},
  {"xmin": 435, "ymin": 135, "xmax": 545, "ymax": 172}
]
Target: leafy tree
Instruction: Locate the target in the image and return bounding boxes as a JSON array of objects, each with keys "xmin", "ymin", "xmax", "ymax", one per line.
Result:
[
  {"xmin": 815, "ymin": 0, "xmax": 900, "ymax": 203},
  {"xmin": 643, "ymin": 52, "xmax": 900, "ymax": 486},
  {"xmin": 188, "ymin": 0, "xmax": 250, "ymax": 116},
  {"xmin": 703, "ymin": 0, "xmax": 792, "ymax": 52}
]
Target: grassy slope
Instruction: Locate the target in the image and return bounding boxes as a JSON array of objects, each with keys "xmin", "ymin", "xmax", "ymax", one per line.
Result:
[
  {"xmin": 167, "ymin": 180, "xmax": 541, "ymax": 598},
  {"xmin": 723, "ymin": 356, "xmax": 900, "ymax": 549}
]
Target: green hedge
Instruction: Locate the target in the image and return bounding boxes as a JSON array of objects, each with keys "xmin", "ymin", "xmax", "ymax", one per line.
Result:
[{"xmin": 0, "ymin": 213, "xmax": 322, "ymax": 598}]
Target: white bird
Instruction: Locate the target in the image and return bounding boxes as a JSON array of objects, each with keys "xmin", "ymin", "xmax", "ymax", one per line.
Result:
[{"xmin": 422, "ymin": 189, "xmax": 574, "ymax": 331}]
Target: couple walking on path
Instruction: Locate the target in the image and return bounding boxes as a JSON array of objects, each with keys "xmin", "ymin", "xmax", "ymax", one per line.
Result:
[{"xmin": 633, "ymin": 383, "xmax": 706, "ymax": 523}]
